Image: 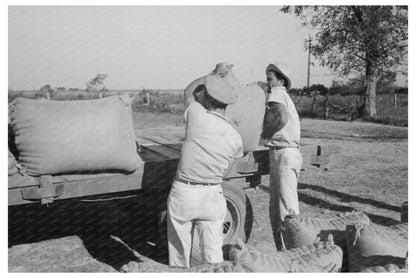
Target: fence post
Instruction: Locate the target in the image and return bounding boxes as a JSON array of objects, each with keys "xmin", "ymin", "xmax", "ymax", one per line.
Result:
[
  {"xmin": 394, "ymin": 93, "xmax": 397, "ymax": 109},
  {"xmin": 311, "ymin": 92, "xmax": 316, "ymax": 116},
  {"xmin": 324, "ymin": 92, "xmax": 329, "ymax": 119},
  {"xmin": 146, "ymin": 92, "xmax": 150, "ymax": 105}
]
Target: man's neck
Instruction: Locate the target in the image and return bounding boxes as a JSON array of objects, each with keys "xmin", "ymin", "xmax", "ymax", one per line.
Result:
[{"xmin": 207, "ymin": 107, "xmax": 226, "ymax": 116}]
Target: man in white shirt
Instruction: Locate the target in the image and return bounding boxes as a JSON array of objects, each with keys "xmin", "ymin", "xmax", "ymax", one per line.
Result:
[
  {"xmin": 261, "ymin": 63, "xmax": 302, "ymax": 250},
  {"xmin": 167, "ymin": 75, "xmax": 244, "ymax": 267}
]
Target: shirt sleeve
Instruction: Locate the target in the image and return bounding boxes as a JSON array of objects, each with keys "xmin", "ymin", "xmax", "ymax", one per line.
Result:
[
  {"xmin": 234, "ymin": 135, "xmax": 244, "ymax": 159},
  {"xmin": 267, "ymin": 86, "xmax": 286, "ymax": 105},
  {"xmin": 184, "ymin": 101, "xmax": 205, "ymax": 122}
]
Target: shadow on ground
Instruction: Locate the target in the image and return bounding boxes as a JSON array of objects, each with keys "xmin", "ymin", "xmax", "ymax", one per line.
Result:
[
  {"xmin": 8, "ymin": 188, "xmax": 170, "ymax": 270},
  {"xmin": 259, "ymin": 183, "xmax": 401, "ymax": 226}
]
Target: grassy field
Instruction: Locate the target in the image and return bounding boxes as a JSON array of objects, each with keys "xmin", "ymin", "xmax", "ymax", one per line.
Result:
[
  {"xmin": 294, "ymin": 93, "xmax": 408, "ymax": 126},
  {"xmin": 8, "ymin": 89, "xmax": 407, "ymax": 127}
]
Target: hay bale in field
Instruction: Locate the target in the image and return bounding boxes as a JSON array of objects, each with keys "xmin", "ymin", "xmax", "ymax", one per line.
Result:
[
  {"xmin": 9, "ymin": 94, "xmax": 142, "ymax": 176},
  {"xmin": 280, "ymin": 210, "xmax": 370, "ymax": 272},
  {"xmin": 345, "ymin": 222, "xmax": 408, "ymax": 272},
  {"xmin": 226, "ymin": 236, "xmax": 342, "ymax": 272}
]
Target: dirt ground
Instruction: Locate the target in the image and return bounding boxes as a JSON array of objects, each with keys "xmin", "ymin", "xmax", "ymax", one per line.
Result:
[{"xmin": 8, "ymin": 115, "xmax": 408, "ymax": 272}]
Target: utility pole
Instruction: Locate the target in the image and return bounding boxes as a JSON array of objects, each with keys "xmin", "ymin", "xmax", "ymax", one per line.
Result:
[{"xmin": 306, "ymin": 35, "xmax": 312, "ymax": 88}]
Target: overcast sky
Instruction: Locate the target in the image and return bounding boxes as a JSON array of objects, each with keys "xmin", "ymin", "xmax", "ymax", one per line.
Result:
[{"xmin": 8, "ymin": 6, "xmax": 405, "ymax": 90}]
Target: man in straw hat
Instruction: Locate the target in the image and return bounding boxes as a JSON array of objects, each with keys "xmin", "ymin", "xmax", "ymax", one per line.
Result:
[
  {"xmin": 261, "ymin": 62, "xmax": 302, "ymax": 250},
  {"xmin": 167, "ymin": 75, "xmax": 243, "ymax": 268}
]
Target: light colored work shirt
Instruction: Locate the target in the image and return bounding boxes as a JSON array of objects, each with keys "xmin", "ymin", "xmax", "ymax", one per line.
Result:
[
  {"xmin": 265, "ymin": 86, "xmax": 301, "ymax": 148},
  {"xmin": 176, "ymin": 102, "xmax": 243, "ymax": 184}
]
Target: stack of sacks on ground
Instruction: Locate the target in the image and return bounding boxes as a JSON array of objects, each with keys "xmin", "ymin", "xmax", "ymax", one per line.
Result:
[
  {"xmin": 280, "ymin": 210, "xmax": 370, "ymax": 271},
  {"xmin": 206, "ymin": 236, "xmax": 343, "ymax": 273},
  {"xmin": 9, "ymin": 94, "xmax": 142, "ymax": 176},
  {"xmin": 345, "ymin": 222, "xmax": 408, "ymax": 272}
]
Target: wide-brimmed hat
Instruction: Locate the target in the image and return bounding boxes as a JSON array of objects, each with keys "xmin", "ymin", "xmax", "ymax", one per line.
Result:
[
  {"xmin": 204, "ymin": 75, "xmax": 238, "ymax": 105},
  {"xmin": 266, "ymin": 63, "xmax": 292, "ymax": 90}
]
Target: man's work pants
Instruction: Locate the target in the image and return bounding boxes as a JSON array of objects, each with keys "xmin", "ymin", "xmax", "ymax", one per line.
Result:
[
  {"xmin": 269, "ymin": 148, "xmax": 302, "ymax": 250},
  {"xmin": 167, "ymin": 180, "xmax": 226, "ymax": 268}
]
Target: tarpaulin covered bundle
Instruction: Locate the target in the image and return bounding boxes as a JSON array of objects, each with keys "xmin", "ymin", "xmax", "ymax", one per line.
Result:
[
  {"xmin": 9, "ymin": 95, "xmax": 142, "ymax": 176},
  {"xmin": 184, "ymin": 71, "xmax": 266, "ymax": 153},
  {"xmin": 345, "ymin": 222, "xmax": 408, "ymax": 272},
  {"xmin": 227, "ymin": 237, "xmax": 343, "ymax": 272},
  {"xmin": 281, "ymin": 211, "xmax": 370, "ymax": 271}
]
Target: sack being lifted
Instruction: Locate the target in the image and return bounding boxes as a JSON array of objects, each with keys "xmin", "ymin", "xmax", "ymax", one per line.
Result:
[
  {"xmin": 9, "ymin": 94, "xmax": 143, "ymax": 176},
  {"xmin": 184, "ymin": 63, "xmax": 266, "ymax": 153}
]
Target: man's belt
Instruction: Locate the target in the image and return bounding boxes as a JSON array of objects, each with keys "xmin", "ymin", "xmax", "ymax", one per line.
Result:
[
  {"xmin": 175, "ymin": 177, "xmax": 220, "ymax": 186},
  {"xmin": 175, "ymin": 176, "xmax": 220, "ymax": 186},
  {"xmin": 268, "ymin": 146, "xmax": 299, "ymax": 150}
]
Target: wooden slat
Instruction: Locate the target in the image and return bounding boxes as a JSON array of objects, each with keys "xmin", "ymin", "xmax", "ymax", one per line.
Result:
[
  {"xmin": 8, "ymin": 169, "xmax": 143, "ymax": 189},
  {"xmin": 139, "ymin": 135, "xmax": 182, "ymax": 160},
  {"xmin": 9, "ymin": 171, "xmax": 144, "ymax": 206}
]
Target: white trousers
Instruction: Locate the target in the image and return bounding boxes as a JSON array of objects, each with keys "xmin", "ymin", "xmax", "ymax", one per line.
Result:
[
  {"xmin": 167, "ymin": 180, "xmax": 226, "ymax": 268},
  {"xmin": 269, "ymin": 148, "xmax": 302, "ymax": 248}
]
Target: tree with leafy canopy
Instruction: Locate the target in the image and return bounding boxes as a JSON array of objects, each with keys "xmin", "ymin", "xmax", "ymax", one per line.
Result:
[
  {"xmin": 37, "ymin": 84, "xmax": 57, "ymax": 100},
  {"xmin": 86, "ymin": 74, "xmax": 108, "ymax": 94},
  {"xmin": 281, "ymin": 6, "xmax": 408, "ymax": 117}
]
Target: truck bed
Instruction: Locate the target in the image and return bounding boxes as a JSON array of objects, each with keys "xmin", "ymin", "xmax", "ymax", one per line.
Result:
[
  {"xmin": 8, "ymin": 128, "xmax": 268, "ymax": 206},
  {"xmin": 9, "ymin": 127, "xmax": 337, "ymax": 206}
]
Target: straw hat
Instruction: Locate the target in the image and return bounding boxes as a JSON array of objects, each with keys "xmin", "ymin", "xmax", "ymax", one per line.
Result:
[
  {"xmin": 204, "ymin": 75, "xmax": 238, "ymax": 105},
  {"xmin": 266, "ymin": 62, "xmax": 292, "ymax": 90}
]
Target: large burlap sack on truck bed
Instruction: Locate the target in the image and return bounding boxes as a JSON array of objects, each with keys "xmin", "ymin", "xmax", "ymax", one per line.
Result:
[
  {"xmin": 281, "ymin": 210, "xmax": 370, "ymax": 271},
  {"xmin": 227, "ymin": 236, "xmax": 343, "ymax": 272},
  {"xmin": 9, "ymin": 95, "xmax": 142, "ymax": 176},
  {"xmin": 345, "ymin": 222, "xmax": 408, "ymax": 272},
  {"xmin": 184, "ymin": 71, "xmax": 266, "ymax": 153}
]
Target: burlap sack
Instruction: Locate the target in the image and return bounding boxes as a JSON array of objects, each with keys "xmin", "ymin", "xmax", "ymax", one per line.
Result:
[
  {"xmin": 345, "ymin": 222, "xmax": 408, "ymax": 272},
  {"xmin": 361, "ymin": 261, "xmax": 407, "ymax": 273},
  {"xmin": 184, "ymin": 71, "xmax": 266, "ymax": 153},
  {"xmin": 223, "ymin": 72, "xmax": 266, "ymax": 152},
  {"xmin": 401, "ymin": 201, "xmax": 408, "ymax": 223},
  {"xmin": 189, "ymin": 260, "xmax": 249, "ymax": 273},
  {"xmin": 10, "ymin": 95, "xmax": 142, "ymax": 176},
  {"xmin": 281, "ymin": 211, "xmax": 370, "ymax": 271},
  {"xmin": 8, "ymin": 149, "xmax": 18, "ymax": 176},
  {"xmin": 227, "ymin": 237, "xmax": 343, "ymax": 272}
]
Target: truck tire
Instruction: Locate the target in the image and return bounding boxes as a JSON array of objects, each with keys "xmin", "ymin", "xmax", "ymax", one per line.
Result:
[{"xmin": 158, "ymin": 181, "xmax": 253, "ymax": 266}]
